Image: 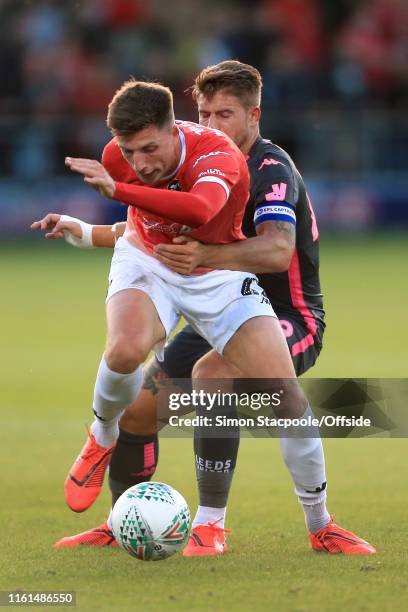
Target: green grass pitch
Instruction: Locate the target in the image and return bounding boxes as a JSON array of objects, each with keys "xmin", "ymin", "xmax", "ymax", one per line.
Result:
[{"xmin": 1, "ymin": 235, "xmax": 407, "ymax": 611}]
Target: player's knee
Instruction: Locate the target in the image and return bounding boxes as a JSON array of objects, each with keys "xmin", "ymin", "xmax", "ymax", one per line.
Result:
[
  {"xmin": 274, "ymin": 381, "xmax": 308, "ymax": 418},
  {"xmin": 105, "ymin": 336, "xmax": 150, "ymax": 373},
  {"xmin": 192, "ymin": 354, "xmax": 234, "ymax": 379},
  {"xmin": 192, "ymin": 359, "xmax": 214, "ymax": 379},
  {"xmin": 120, "ymin": 405, "xmax": 157, "ymax": 436},
  {"xmin": 119, "ymin": 411, "xmax": 156, "ymax": 435}
]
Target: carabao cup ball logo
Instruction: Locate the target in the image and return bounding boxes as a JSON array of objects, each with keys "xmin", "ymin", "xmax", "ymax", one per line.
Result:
[{"xmin": 111, "ymin": 482, "xmax": 190, "ymax": 561}]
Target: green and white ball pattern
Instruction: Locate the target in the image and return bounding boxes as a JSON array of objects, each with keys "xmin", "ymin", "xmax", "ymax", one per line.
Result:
[{"xmin": 111, "ymin": 482, "xmax": 190, "ymax": 560}]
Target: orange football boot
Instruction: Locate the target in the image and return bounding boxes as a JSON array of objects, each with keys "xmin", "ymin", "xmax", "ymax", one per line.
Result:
[
  {"xmin": 65, "ymin": 432, "xmax": 115, "ymax": 512},
  {"xmin": 183, "ymin": 521, "xmax": 231, "ymax": 557},
  {"xmin": 54, "ymin": 522, "xmax": 118, "ymax": 548},
  {"xmin": 309, "ymin": 517, "xmax": 376, "ymax": 555}
]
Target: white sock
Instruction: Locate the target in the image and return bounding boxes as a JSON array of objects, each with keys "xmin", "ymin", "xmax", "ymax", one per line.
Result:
[
  {"xmin": 301, "ymin": 498, "xmax": 331, "ymax": 534},
  {"xmin": 193, "ymin": 505, "xmax": 227, "ymax": 529},
  {"xmin": 91, "ymin": 356, "xmax": 143, "ymax": 448},
  {"xmin": 90, "ymin": 419, "xmax": 119, "ymax": 449},
  {"xmin": 279, "ymin": 405, "xmax": 330, "ymax": 532}
]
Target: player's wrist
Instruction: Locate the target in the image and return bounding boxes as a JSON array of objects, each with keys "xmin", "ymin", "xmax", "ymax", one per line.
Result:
[
  {"xmin": 200, "ymin": 243, "xmax": 218, "ymax": 267},
  {"xmin": 60, "ymin": 215, "xmax": 95, "ymax": 249},
  {"xmin": 111, "ymin": 222, "xmax": 122, "ymax": 245},
  {"xmin": 113, "ymin": 181, "xmax": 128, "ymax": 202}
]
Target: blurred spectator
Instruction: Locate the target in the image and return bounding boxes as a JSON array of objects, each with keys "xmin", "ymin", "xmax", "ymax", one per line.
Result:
[
  {"xmin": 0, "ymin": 0, "xmax": 407, "ymax": 185},
  {"xmin": 335, "ymin": 0, "xmax": 408, "ymax": 101},
  {"xmin": 264, "ymin": 0, "xmax": 326, "ymax": 68}
]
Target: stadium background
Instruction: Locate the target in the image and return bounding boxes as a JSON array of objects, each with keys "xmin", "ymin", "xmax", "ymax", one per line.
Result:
[
  {"xmin": 1, "ymin": 1, "xmax": 407, "ymax": 611},
  {"xmin": 1, "ymin": 0, "xmax": 407, "ymax": 232}
]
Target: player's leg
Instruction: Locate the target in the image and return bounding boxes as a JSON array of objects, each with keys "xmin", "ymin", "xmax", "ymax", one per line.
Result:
[
  {"xmin": 183, "ymin": 316, "xmax": 307, "ymax": 557},
  {"xmin": 268, "ymin": 316, "xmax": 329, "ymax": 531},
  {"xmin": 117, "ymin": 324, "xmax": 211, "ymax": 434},
  {"xmin": 192, "ymin": 315, "xmax": 324, "ymax": 534},
  {"xmin": 187, "ymin": 317, "xmax": 314, "ymax": 542},
  {"xmin": 65, "ymin": 288, "xmax": 166, "ymax": 513},
  {"xmin": 281, "ymin": 317, "xmax": 375, "ymax": 553},
  {"xmin": 186, "ymin": 320, "xmax": 311, "ymax": 559},
  {"xmin": 55, "ymin": 326, "xmax": 212, "ymax": 547},
  {"xmin": 192, "ymin": 353, "xmax": 241, "ymax": 528},
  {"xmin": 222, "ymin": 315, "xmax": 298, "ymax": 378},
  {"xmin": 278, "ymin": 316, "xmax": 324, "ymax": 378},
  {"xmin": 183, "ymin": 310, "xmax": 298, "ymax": 555},
  {"xmin": 183, "ymin": 351, "xmax": 241, "ymax": 556},
  {"xmin": 106, "ymin": 357, "xmax": 161, "ymax": 509},
  {"xmin": 222, "ymin": 315, "xmax": 330, "ymax": 524},
  {"xmin": 64, "ymin": 235, "xmax": 184, "ymax": 514},
  {"xmin": 108, "ymin": 325, "xmax": 212, "ymax": 507},
  {"xmin": 56, "ymin": 354, "xmax": 162, "ymax": 546},
  {"xmin": 93, "ymin": 289, "xmax": 165, "ymax": 442},
  {"xmin": 180, "ymin": 272, "xmax": 321, "ymax": 552},
  {"xmin": 223, "ymin": 315, "xmax": 375, "ymax": 554}
]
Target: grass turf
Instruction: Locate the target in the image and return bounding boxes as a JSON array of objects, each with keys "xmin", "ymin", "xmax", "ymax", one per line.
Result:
[{"xmin": 1, "ymin": 235, "xmax": 407, "ymax": 611}]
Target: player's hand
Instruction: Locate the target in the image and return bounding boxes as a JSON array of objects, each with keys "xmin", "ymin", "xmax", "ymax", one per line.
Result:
[
  {"xmin": 65, "ymin": 157, "xmax": 116, "ymax": 198},
  {"xmin": 31, "ymin": 213, "xmax": 94, "ymax": 248},
  {"xmin": 30, "ymin": 213, "xmax": 82, "ymax": 240},
  {"xmin": 154, "ymin": 236, "xmax": 207, "ymax": 274}
]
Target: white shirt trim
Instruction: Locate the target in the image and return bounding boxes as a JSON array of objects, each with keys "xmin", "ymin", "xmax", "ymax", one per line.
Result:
[
  {"xmin": 193, "ymin": 176, "xmax": 230, "ymax": 200},
  {"xmin": 161, "ymin": 126, "xmax": 186, "ymax": 182}
]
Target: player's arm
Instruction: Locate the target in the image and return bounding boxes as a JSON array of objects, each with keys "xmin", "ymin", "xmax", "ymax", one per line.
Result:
[
  {"xmin": 113, "ymin": 180, "xmax": 227, "ymax": 226},
  {"xmin": 155, "ymin": 163, "xmax": 297, "ymax": 273},
  {"xmin": 202, "ymin": 218, "xmax": 295, "ymax": 272},
  {"xmin": 65, "ymin": 157, "xmax": 231, "ymax": 228},
  {"xmin": 154, "ymin": 220, "xmax": 295, "ymax": 274},
  {"xmin": 93, "ymin": 222, "xmax": 126, "ymax": 247},
  {"xmin": 31, "ymin": 213, "xmax": 126, "ymax": 248}
]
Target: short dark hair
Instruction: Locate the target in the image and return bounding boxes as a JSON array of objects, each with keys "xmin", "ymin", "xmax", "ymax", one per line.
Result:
[
  {"xmin": 107, "ymin": 79, "xmax": 174, "ymax": 136},
  {"xmin": 192, "ymin": 60, "xmax": 262, "ymax": 108}
]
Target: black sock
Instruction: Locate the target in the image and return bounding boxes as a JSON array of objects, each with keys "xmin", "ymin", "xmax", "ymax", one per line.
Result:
[
  {"xmin": 194, "ymin": 407, "xmax": 239, "ymax": 508},
  {"xmin": 109, "ymin": 429, "xmax": 159, "ymax": 506}
]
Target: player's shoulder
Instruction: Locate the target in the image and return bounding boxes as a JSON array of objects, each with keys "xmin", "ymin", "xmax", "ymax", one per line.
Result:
[
  {"xmin": 102, "ymin": 137, "xmax": 122, "ymax": 167},
  {"xmin": 248, "ymin": 137, "xmax": 296, "ymax": 175},
  {"xmin": 247, "ymin": 137, "xmax": 304, "ymax": 206},
  {"xmin": 177, "ymin": 120, "xmax": 237, "ymax": 153},
  {"xmin": 178, "ymin": 120, "xmax": 243, "ymax": 174},
  {"xmin": 102, "ymin": 137, "xmax": 138, "ymax": 182}
]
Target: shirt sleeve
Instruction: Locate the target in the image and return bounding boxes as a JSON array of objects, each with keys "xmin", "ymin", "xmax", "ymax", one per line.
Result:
[
  {"xmin": 112, "ymin": 145, "xmax": 245, "ymax": 228},
  {"xmin": 188, "ymin": 147, "xmax": 243, "ymax": 202},
  {"xmin": 252, "ymin": 158, "xmax": 299, "ymax": 227},
  {"xmin": 101, "ymin": 139, "xmax": 134, "ymax": 182},
  {"xmin": 114, "ymin": 179, "xmax": 228, "ymax": 227},
  {"xmin": 101, "ymin": 140, "xmax": 117, "ymax": 173}
]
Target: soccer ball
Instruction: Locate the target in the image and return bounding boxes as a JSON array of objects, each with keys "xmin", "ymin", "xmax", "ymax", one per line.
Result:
[{"xmin": 111, "ymin": 482, "xmax": 190, "ymax": 561}]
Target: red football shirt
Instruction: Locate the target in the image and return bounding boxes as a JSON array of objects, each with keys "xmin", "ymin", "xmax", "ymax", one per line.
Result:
[{"xmin": 102, "ymin": 121, "xmax": 250, "ymax": 266}]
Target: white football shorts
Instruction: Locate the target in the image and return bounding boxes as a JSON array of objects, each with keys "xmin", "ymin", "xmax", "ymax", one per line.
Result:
[{"xmin": 106, "ymin": 237, "xmax": 277, "ymax": 357}]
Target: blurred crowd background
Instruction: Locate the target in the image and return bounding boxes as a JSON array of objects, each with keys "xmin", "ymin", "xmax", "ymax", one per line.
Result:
[{"xmin": 1, "ymin": 0, "xmax": 407, "ymax": 234}]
